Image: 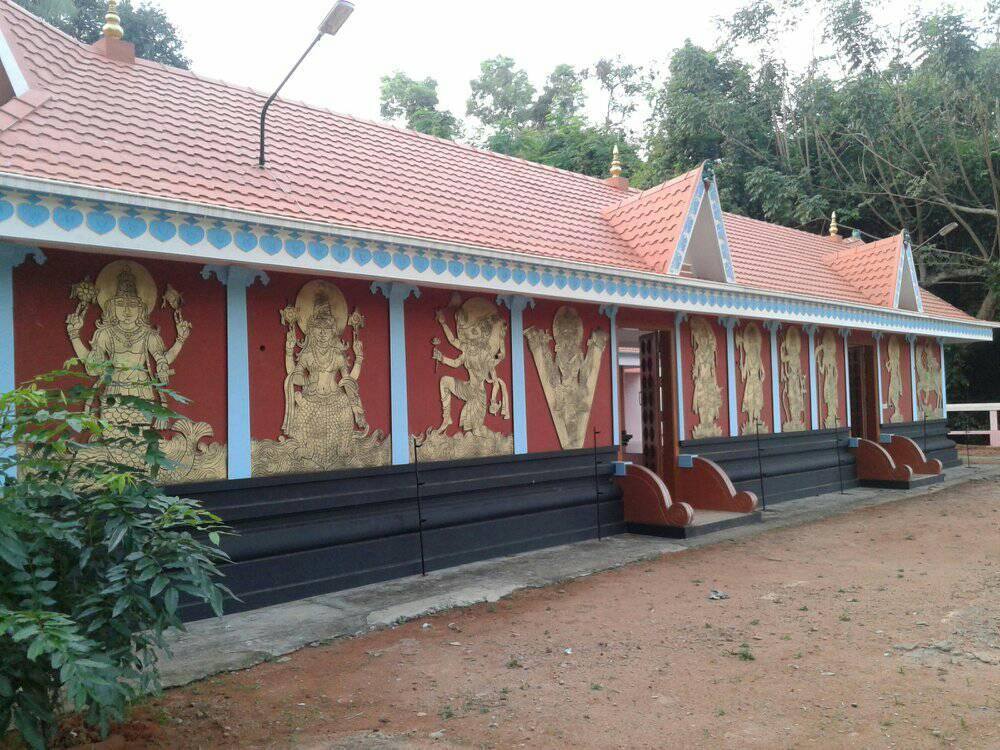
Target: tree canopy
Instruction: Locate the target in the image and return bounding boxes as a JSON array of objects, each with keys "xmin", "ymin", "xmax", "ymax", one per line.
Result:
[{"xmin": 14, "ymin": 0, "xmax": 189, "ymax": 68}]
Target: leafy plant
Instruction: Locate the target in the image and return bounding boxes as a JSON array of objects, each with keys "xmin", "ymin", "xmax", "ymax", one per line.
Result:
[{"xmin": 0, "ymin": 363, "xmax": 232, "ymax": 748}]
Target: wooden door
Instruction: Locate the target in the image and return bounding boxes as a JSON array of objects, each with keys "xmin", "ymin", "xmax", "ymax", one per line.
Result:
[
  {"xmin": 639, "ymin": 331, "xmax": 679, "ymax": 492},
  {"xmin": 848, "ymin": 344, "xmax": 879, "ymax": 441}
]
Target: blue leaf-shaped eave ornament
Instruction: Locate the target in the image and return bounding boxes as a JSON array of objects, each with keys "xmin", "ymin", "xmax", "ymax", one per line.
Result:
[{"xmin": 53, "ymin": 205, "xmax": 83, "ymax": 231}]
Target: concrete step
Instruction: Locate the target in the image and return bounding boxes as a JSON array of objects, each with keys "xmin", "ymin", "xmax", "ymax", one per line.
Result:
[
  {"xmin": 628, "ymin": 509, "xmax": 764, "ymax": 539},
  {"xmin": 860, "ymin": 472, "xmax": 945, "ymax": 490}
]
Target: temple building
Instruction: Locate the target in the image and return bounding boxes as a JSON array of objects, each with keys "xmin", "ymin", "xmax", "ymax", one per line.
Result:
[{"xmin": 0, "ymin": 1, "xmax": 994, "ymax": 618}]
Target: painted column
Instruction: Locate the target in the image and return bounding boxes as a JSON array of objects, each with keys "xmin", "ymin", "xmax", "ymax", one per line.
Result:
[
  {"xmin": 372, "ymin": 282, "xmax": 420, "ymax": 465},
  {"xmin": 872, "ymin": 332, "xmax": 884, "ymax": 424},
  {"xmin": 600, "ymin": 305, "xmax": 620, "ymax": 446},
  {"xmin": 764, "ymin": 321, "xmax": 781, "ymax": 434},
  {"xmin": 498, "ymin": 295, "xmax": 534, "ymax": 454},
  {"xmin": 719, "ymin": 317, "xmax": 739, "ymax": 437},
  {"xmin": 804, "ymin": 324, "xmax": 819, "ymax": 430},
  {"xmin": 906, "ymin": 333, "xmax": 919, "ymax": 421},
  {"xmin": 1, "ymin": 244, "xmax": 45, "ymax": 481},
  {"xmin": 674, "ymin": 312, "xmax": 687, "ymax": 440},
  {"xmin": 202, "ymin": 264, "xmax": 269, "ymax": 480},
  {"xmin": 938, "ymin": 338, "xmax": 947, "ymax": 417},
  {"xmin": 839, "ymin": 329, "xmax": 852, "ymax": 428}
]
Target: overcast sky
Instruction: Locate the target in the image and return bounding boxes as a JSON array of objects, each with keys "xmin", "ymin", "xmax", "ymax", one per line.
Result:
[{"xmin": 156, "ymin": 0, "xmax": 987, "ymax": 131}]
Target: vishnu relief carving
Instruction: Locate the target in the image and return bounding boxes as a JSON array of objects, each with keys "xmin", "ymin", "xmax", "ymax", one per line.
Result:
[
  {"xmin": 779, "ymin": 327, "xmax": 809, "ymax": 432},
  {"xmin": 524, "ymin": 306, "xmax": 608, "ymax": 449},
  {"xmin": 414, "ymin": 294, "xmax": 512, "ymax": 461},
  {"xmin": 251, "ymin": 280, "xmax": 389, "ymax": 476},
  {"xmin": 885, "ymin": 335, "xmax": 905, "ymax": 423},
  {"xmin": 735, "ymin": 322, "xmax": 767, "ymax": 434},
  {"xmin": 64, "ymin": 260, "xmax": 226, "ymax": 481},
  {"xmin": 690, "ymin": 316, "xmax": 723, "ymax": 439},
  {"xmin": 815, "ymin": 329, "xmax": 840, "ymax": 428},
  {"xmin": 916, "ymin": 340, "xmax": 943, "ymax": 418}
]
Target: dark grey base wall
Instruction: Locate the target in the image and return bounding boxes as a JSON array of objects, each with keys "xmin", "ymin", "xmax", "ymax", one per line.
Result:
[
  {"xmin": 168, "ymin": 448, "xmax": 622, "ymax": 621},
  {"xmin": 881, "ymin": 419, "xmax": 960, "ymax": 468},
  {"xmin": 681, "ymin": 428, "xmax": 859, "ymax": 505}
]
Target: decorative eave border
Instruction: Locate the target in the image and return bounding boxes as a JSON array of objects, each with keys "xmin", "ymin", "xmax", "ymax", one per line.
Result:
[
  {"xmin": 0, "ymin": 175, "xmax": 993, "ymax": 343},
  {"xmin": 894, "ymin": 233, "xmax": 924, "ymax": 313},
  {"xmin": 667, "ymin": 175, "xmax": 735, "ymax": 283}
]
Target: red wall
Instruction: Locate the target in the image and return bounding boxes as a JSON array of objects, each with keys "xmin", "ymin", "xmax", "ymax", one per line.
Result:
[
  {"xmin": 879, "ymin": 334, "xmax": 913, "ymax": 423},
  {"xmin": 247, "ymin": 272, "xmax": 390, "ymax": 443},
  {"xmin": 406, "ymin": 287, "xmax": 513, "ymax": 443},
  {"xmin": 734, "ymin": 320, "xmax": 774, "ymax": 436},
  {"xmin": 13, "ymin": 248, "xmax": 227, "ymax": 440},
  {"xmin": 523, "ymin": 299, "xmax": 612, "ymax": 452},
  {"xmin": 679, "ymin": 315, "xmax": 729, "ymax": 441}
]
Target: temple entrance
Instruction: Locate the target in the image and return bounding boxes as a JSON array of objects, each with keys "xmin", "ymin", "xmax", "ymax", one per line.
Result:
[
  {"xmin": 848, "ymin": 344, "xmax": 880, "ymax": 441},
  {"xmin": 619, "ymin": 327, "xmax": 679, "ymax": 493}
]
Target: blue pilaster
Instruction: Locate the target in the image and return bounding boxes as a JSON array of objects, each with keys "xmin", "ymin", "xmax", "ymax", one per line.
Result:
[
  {"xmin": 202, "ymin": 264, "xmax": 269, "ymax": 480},
  {"xmin": 600, "ymin": 305, "xmax": 620, "ymax": 446},
  {"xmin": 872, "ymin": 332, "xmax": 884, "ymax": 424},
  {"xmin": 372, "ymin": 282, "xmax": 420, "ymax": 465},
  {"xmin": 719, "ymin": 317, "xmax": 739, "ymax": 436},
  {"xmin": 839, "ymin": 329, "xmax": 852, "ymax": 428},
  {"xmin": 675, "ymin": 312, "xmax": 688, "ymax": 439},
  {"xmin": 764, "ymin": 321, "xmax": 781, "ymax": 433},
  {"xmin": 498, "ymin": 295, "xmax": 534, "ymax": 454},
  {"xmin": 906, "ymin": 333, "xmax": 919, "ymax": 420},
  {"xmin": 804, "ymin": 324, "xmax": 819, "ymax": 430}
]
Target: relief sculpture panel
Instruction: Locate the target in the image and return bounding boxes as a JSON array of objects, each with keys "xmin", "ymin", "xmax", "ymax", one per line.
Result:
[
  {"xmin": 779, "ymin": 326, "xmax": 809, "ymax": 432},
  {"xmin": 251, "ymin": 280, "xmax": 390, "ymax": 475},
  {"xmin": 815, "ymin": 329, "xmax": 840, "ymax": 428},
  {"xmin": 414, "ymin": 294, "xmax": 512, "ymax": 461},
  {"xmin": 524, "ymin": 305, "xmax": 608, "ymax": 449},
  {"xmin": 690, "ymin": 316, "xmax": 723, "ymax": 439},
  {"xmin": 64, "ymin": 260, "xmax": 226, "ymax": 481},
  {"xmin": 916, "ymin": 340, "xmax": 943, "ymax": 418},
  {"xmin": 885, "ymin": 335, "xmax": 905, "ymax": 423},
  {"xmin": 735, "ymin": 322, "xmax": 767, "ymax": 434}
]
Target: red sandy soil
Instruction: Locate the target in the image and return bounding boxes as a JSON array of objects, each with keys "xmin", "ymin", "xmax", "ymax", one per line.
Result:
[{"xmin": 32, "ymin": 479, "xmax": 1000, "ymax": 748}]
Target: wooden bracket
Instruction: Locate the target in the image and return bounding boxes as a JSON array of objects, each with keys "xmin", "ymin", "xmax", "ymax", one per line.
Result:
[
  {"xmin": 852, "ymin": 437, "xmax": 912, "ymax": 482},
  {"xmin": 675, "ymin": 455, "xmax": 758, "ymax": 513},
  {"xmin": 882, "ymin": 434, "xmax": 942, "ymax": 475},
  {"xmin": 615, "ymin": 463, "xmax": 694, "ymax": 528}
]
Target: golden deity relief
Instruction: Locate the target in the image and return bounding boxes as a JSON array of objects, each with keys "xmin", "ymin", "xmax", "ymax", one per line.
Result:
[
  {"xmin": 735, "ymin": 322, "xmax": 767, "ymax": 434},
  {"xmin": 779, "ymin": 326, "xmax": 809, "ymax": 432},
  {"xmin": 524, "ymin": 306, "xmax": 608, "ymax": 449},
  {"xmin": 414, "ymin": 294, "xmax": 512, "ymax": 461},
  {"xmin": 65, "ymin": 260, "xmax": 226, "ymax": 481},
  {"xmin": 815, "ymin": 329, "xmax": 840, "ymax": 428},
  {"xmin": 915, "ymin": 339, "xmax": 942, "ymax": 418},
  {"xmin": 252, "ymin": 280, "xmax": 389, "ymax": 476},
  {"xmin": 885, "ymin": 335, "xmax": 905, "ymax": 423},
  {"xmin": 689, "ymin": 316, "xmax": 723, "ymax": 439}
]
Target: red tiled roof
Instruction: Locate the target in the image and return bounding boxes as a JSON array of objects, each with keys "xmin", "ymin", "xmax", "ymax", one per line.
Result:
[
  {"xmin": 0, "ymin": 0, "xmax": 981, "ymax": 325},
  {"xmin": 827, "ymin": 234, "xmax": 902, "ymax": 307},
  {"xmin": 602, "ymin": 165, "xmax": 702, "ymax": 274}
]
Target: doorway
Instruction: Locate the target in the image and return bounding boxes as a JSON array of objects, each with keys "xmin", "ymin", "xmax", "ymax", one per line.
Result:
[{"xmin": 848, "ymin": 344, "xmax": 880, "ymax": 441}]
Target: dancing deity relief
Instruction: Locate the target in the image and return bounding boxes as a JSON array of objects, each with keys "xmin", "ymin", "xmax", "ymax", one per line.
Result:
[
  {"xmin": 252, "ymin": 280, "xmax": 389, "ymax": 476},
  {"xmin": 65, "ymin": 260, "xmax": 226, "ymax": 481},
  {"xmin": 780, "ymin": 327, "xmax": 809, "ymax": 432},
  {"xmin": 735, "ymin": 322, "xmax": 767, "ymax": 434},
  {"xmin": 524, "ymin": 306, "xmax": 608, "ymax": 449},
  {"xmin": 885, "ymin": 335, "xmax": 905, "ymax": 423},
  {"xmin": 916, "ymin": 339, "xmax": 943, "ymax": 418},
  {"xmin": 415, "ymin": 294, "xmax": 512, "ymax": 461},
  {"xmin": 815, "ymin": 329, "xmax": 840, "ymax": 429},
  {"xmin": 689, "ymin": 316, "xmax": 723, "ymax": 439}
]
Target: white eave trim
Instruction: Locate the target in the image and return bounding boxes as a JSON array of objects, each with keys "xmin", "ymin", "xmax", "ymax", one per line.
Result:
[{"xmin": 0, "ymin": 26, "xmax": 29, "ymax": 97}]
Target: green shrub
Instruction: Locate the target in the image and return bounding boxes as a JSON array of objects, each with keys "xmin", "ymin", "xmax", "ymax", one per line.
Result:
[{"xmin": 0, "ymin": 364, "xmax": 232, "ymax": 748}]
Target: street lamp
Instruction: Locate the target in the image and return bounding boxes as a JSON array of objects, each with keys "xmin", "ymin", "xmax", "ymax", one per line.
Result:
[
  {"xmin": 258, "ymin": 1, "xmax": 355, "ymax": 168},
  {"xmin": 911, "ymin": 222, "xmax": 958, "ymax": 252}
]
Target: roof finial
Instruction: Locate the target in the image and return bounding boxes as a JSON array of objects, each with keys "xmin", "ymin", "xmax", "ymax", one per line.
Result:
[
  {"xmin": 102, "ymin": 0, "xmax": 124, "ymax": 40},
  {"xmin": 829, "ymin": 210, "xmax": 839, "ymax": 237},
  {"xmin": 610, "ymin": 144, "xmax": 622, "ymax": 178}
]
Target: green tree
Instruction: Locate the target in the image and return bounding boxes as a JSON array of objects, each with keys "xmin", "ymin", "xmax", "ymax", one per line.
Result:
[
  {"xmin": 14, "ymin": 0, "xmax": 190, "ymax": 68},
  {"xmin": 379, "ymin": 71, "xmax": 462, "ymax": 140},
  {"xmin": 466, "ymin": 55, "xmax": 536, "ymax": 141},
  {"xmin": 529, "ymin": 63, "xmax": 588, "ymax": 126}
]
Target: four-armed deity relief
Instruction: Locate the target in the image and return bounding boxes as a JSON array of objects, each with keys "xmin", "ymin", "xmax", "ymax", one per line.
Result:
[
  {"xmin": 779, "ymin": 326, "xmax": 809, "ymax": 432},
  {"xmin": 916, "ymin": 339, "xmax": 943, "ymax": 418},
  {"xmin": 252, "ymin": 280, "xmax": 389, "ymax": 476},
  {"xmin": 65, "ymin": 260, "xmax": 226, "ymax": 481},
  {"xmin": 689, "ymin": 316, "xmax": 723, "ymax": 439},
  {"xmin": 524, "ymin": 306, "xmax": 608, "ymax": 449},
  {"xmin": 815, "ymin": 329, "xmax": 840, "ymax": 428},
  {"xmin": 414, "ymin": 294, "xmax": 512, "ymax": 461},
  {"xmin": 884, "ymin": 335, "xmax": 905, "ymax": 423},
  {"xmin": 735, "ymin": 322, "xmax": 767, "ymax": 434}
]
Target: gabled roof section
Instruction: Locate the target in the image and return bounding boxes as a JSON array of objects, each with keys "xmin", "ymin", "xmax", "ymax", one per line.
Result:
[
  {"xmin": 0, "ymin": 13, "xmax": 28, "ymax": 99},
  {"xmin": 602, "ymin": 164, "xmax": 735, "ymax": 282},
  {"xmin": 827, "ymin": 234, "xmax": 903, "ymax": 307},
  {"xmin": 895, "ymin": 233, "xmax": 923, "ymax": 312}
]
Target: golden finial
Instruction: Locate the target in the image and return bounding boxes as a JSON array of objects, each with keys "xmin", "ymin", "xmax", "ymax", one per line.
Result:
[
  {"xmin": 610, "ymin": 144, "xmax": 622, "ymax": 178},
  {"xmin": 829, "ymin": 210, "xmax": 839, "ymax": 237},
  {"xmin": 102, "ymin": 0, "xmax": 124, "ymax": 40}
]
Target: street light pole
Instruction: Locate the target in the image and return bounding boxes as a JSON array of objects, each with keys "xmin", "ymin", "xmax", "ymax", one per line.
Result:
[{"xmin": 258, "ymin": 1, "xmax": 355, "ymax": 168}]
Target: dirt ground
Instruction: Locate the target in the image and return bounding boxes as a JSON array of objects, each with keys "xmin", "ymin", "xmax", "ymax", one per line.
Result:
[{"xmin": 123, "ymin": 478, "xmax": 1000, "ymax": 749}]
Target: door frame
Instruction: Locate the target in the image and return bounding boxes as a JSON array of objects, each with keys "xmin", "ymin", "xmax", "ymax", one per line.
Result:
[
  {"xmin": 636, "ymin": 329, "xmax": 680, "ymax": 494},
  {"xmin": 848, "ymin": 343, "xmax": 880, "ymax": 442}
]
